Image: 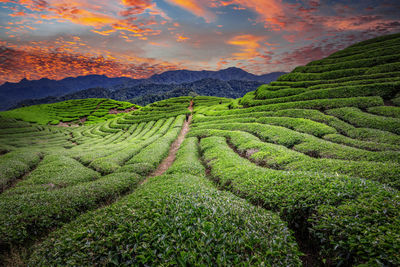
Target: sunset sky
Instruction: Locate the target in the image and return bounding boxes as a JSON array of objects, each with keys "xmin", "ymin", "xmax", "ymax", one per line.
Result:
[{"xmin": 0, "ymin": 0, "xmax": 399, "ymax": 84}]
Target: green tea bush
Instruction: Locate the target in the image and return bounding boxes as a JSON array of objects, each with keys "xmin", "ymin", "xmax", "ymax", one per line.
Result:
[
  {"xmin": 28, "ymin": 173, "xmax": 302, "ymax": 266},
  {"xmin": 277, "ymin": 68, "xmax": 368, "ymax": 82},
  {"xmin": 0, "ymin": 150, "xmax": 42, "ymax": 192},
  {"xmin": 326, "ymin": 107, "xmax": 400, "ymax": 134},
  {"xmin": 167, "ymin": 137, "xmax": 205, "ymax": 177},
  {"xmin": 293, "ymin": 54, "xmax": 400, "ymax": 73},
  {"xmin": 0, "ymin": 172, "xmax": 141, "ymax": 245},
  {"xmin": 90, "ymin": 118, "xmax": 176, "ymax": 174},
  {"xmin": 323, "ymin": 133, "xmax": 400, "ymax": 151},
  {"xmin": 367, "ymin": 106, "xmax": 400, "ymax": 118},
  {"xmin": 4, "ymin": 155, "xmax": 100, "ymax": 195},
  {"xmin": 248, "ymin": 82, "xmax": 399, "ymax": 106},
  {"xmin": 200, "ymin": 136, "xmax": 400, "ymax": 265},
  {"xmin": 191, "ymin": 122, "xmax": 400, "ymax": 163},
  {"xmin": 255, "ymin": 87, "xmax": 307, "ymax": 99},
  {"xmin": 189, "ymin": 128, "xmax": 400, "ymax": 187}
]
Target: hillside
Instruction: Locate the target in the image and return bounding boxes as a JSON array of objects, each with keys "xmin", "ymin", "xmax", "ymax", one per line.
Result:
[
  {"xmin": 0, "ymin": 75, "xmax": 131, "ymax": 110},
  {"xmin": 1, "ymin": 98, "xmax": 139, "ymax": 125},
  {"xmin": 145, "ymin": 67, "xmax": 285, "ymax": 84},
  {"xmin": 0, "ymin": 33, "xmax": 399, "ymax": 266},
  {"xmin": 13, "ymin": 78, "xmax": 263, "ymax": 108},
  {"xmin": 1, "ymin": 68, "xmax": 284, "ymax": 110}
]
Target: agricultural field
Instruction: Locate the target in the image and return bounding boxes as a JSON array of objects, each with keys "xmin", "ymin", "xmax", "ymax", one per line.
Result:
[
  {"xmin": 0, "ymin": 98, "xmax": 139, "ymax": 126},
  {"xmin": 0, "ymin": 34, "xmax": 400, "ymax": 266}
]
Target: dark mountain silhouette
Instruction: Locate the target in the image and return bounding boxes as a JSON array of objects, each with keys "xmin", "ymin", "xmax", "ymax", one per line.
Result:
[
  {"xmin": 147, "ymin": 67, "xmax": 285, "ymax": 84},
  {"xmin": 0, "ymin": 75, "xmax": 131, "ymax": 110},
  {"xmin": 13, "ymin": 79, "xmax": 266, "ymax": 108},
  {"xmin": 2, "ymin": 68, "xmax": 286, "ymax": 110}
]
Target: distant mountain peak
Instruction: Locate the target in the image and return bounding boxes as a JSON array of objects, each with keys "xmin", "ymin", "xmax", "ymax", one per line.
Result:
[{"xmin": 223, "ymin": 67, "xmax": 245, "ymax": 71}]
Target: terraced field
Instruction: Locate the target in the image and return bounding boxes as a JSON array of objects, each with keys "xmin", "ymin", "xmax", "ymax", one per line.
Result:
[
  {"xmin": 1, "ymin": 34, "xmax": 400, "ymax": 266},
  {"xmin": 1, "ymin": 98, "xmax": 138, "ymax": 125}
]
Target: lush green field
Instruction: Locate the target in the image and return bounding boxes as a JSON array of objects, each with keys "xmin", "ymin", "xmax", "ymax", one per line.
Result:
[
  {"xmin": 1, "ymin": 34, "xmax": 400, "ymax": 266},
  {"xmin": 0, "ymin": 98, "xmax": 139, "ymax": 125}
]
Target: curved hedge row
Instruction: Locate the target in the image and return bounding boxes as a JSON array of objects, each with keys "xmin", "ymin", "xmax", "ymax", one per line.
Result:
[{"xmin": 199, "ymin": 136, "xmax": 400, "ymax": 265}]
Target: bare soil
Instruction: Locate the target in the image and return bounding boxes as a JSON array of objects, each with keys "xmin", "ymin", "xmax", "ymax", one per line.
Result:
[
  {"xmin": 145, "ymin": 100, "xmax": 194, "ymax": 181},
  {"xmin": 57, "ymin": 122, "xmax": 71, "ymax": 127},
  {"xmin": 384, "ymin": 99, "xmax": 395, "ymax": 106},
  {"xmin": 109, "ymin": 106, "xmax": 137, "ymax": 114},
  {"xmin": 69, "ymin": 132, "xmax": 78, "ymax": 146}
]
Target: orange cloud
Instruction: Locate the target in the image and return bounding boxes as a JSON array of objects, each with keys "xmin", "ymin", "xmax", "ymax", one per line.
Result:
[
  {"xmin": 9, "ymin": 11, "xmax": 27, "ymax": 17},
  {"xmin": 211, "ymin": 0, "xmax": 286, "ymax": 30},
  {"xmin": 322, "ymin": 15, "xmax": 395, "ymax": 31},
  {"xmin": 227, "ymin": 34, "xmax": 263, "ymax": 59},
  {"xmin": 176, "ymin": 33, "xmax": 189, "ymax": 42},
  {"xmin": 91, "ymin": 29, "xmax": 116, "ymax": 36},
  {"xmin": 6, "ymin": 0, "xmax": 162, "ymax": 39},
  {"xmin": 165, "ymin": 0, "xmax": 215, "ymax": 22},
  {"xmin": 0, "ymin": 45, "xmax": 182, "ymax": 85}
]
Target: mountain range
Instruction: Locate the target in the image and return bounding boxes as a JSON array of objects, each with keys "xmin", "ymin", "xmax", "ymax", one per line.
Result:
[
  {"xmin": 14, "ymin": 79, "xmax": 267, "ymax": 107},
  {"xmin": 1, "ymin": 67, "xmax": 286, "ymax": 110}
]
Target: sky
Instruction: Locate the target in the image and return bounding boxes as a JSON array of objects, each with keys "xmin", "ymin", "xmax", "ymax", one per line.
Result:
[{"xmin": 0, "ymin": 0, "xmax": 399, "ymax": 84}]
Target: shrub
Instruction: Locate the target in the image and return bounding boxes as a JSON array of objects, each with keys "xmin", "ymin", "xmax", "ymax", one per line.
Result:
[
  {"xmin": 200, "ymin": 136, "xmax": 400, "ymax": 265},
  {"xmin": 0, "ymin": 150, "xmax": 42, "ymax": 192},
  {"xmin": 368, "ymin": 106, "xmax": 400, "ymax": 118},
  {"xmin": 28, "ymin": 174, "xmax": 302, "ymax": 266},
  {"xmin": 326, "ymin": 107, "xmax": 400, "ymax": 134},
  {"xmin": 0, "ymin": 172, "xmax": 141, "ymax": 245}
]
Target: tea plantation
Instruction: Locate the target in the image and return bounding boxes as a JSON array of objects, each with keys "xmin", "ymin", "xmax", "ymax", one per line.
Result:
[
  {"xmin": 0, "ymin": 33, "xmax": 399, "ymax": 266},
  {"xmin": 0, "ymin": 98, "xmax": 138, "ymax": 125}
]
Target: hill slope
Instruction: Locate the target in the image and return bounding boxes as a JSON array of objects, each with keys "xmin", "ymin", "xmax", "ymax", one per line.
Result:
[
  {"xmin": 146, "ymin": 67, "xmax": 284, "ymax": 84},
  {"xmin": 0, "ymin": 75, "xmax": 131, "ymax": 110},
  {"xmin": 1, "ymin": 98, "xmax": 138, "ymax": 125},
  {"xmin": 1, "ymin": 68, "xmax": 285, "ymax": 110},
  {"xmin": 0, "ymin": 33, "xmax": 399, "ymax": 266},
  {"xmin": 12, "ymin": 78, "xmax": 265, "ymax": 108}
]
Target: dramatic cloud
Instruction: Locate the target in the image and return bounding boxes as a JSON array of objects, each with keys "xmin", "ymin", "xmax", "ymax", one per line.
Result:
[
  {"xmin": 2, "ymin": 0, "xmax": 163, "ymax": 37},
  {"xmin": 164, "ymin": 0, "xmax": 216, "ymax": 22},
  {"xmin": 0, "ymin": 46, "xmax": 181, "ymax": 84},
  {"xmin": 227, "ymin": 34, "xmax": 264, "ymax": 59}
]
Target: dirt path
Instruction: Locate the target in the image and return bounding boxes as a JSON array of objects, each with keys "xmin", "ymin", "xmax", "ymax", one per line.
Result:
[
  {"xmin": 69, "ymin": 132, "xmax": 78, "ymax": 146},
  {"xmin": 109, "ymin": 106, "xmax": 137, "ymax": 114},
  {"xmin": 145, "ymin": 100, "xmax": 193, "ymax": 180}
]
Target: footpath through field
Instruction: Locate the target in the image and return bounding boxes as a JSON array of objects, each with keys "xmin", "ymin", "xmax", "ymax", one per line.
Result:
[{"xmin": 145, "ymin": 100, "xmax": 194, "ymax": 180}]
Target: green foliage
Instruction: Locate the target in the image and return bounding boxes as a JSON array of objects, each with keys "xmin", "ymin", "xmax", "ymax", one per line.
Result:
[
  {"xmin": 326, "ymin": 107, "xmax": 400, "ymax": 134},
  {"xmin": 278, "ymin": 68, "xmax": 368, "ymax": 82},
  {"xmin": 0, "ymin": 98, "xmax": 136, "ymax": 125},
  {"xmin": 256, "ymin": 86, "xmax": 307, "ymax": 99},
  {"xmin": 293, "ymin": 54, "xmax": 400, "ymax": 73},
  {"xmin": 199, "ymin": 136, "xmax": 400, "ymax": 265},
  {"xmin": 367, "ymin": 105, "xmax": 400, "ymax": 118},
  {"xmin": 90, "ymin": 117, "xmax": 177, "ymax": 174},
  {"xmin": 167, "ymin": 137, "xmax": 205, "ymax": 177},
  {"xmin": 0, "ymin": 172, "xmax": 141, "ymax": 245},
  {"xmin": 190, "ymin": 122, "xmax": 400, "ymax": 163},
  {"xmin": 249, "ymin": 82, "xmax": 399, "ymax": 106},
  {"xmin": 29, "ymin": 174, "xmax": 302, "ymax": 266},
  {"xmin": 311, "ymin": 191, "xmax": 400, "ymax": 265},
  {"xmin": 4, "ymin": 155, "xmax": 100, "ymax": 195},
  {"xmin": 0, "ymin": 150, "xmax": 42, "ymax": 192}
]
